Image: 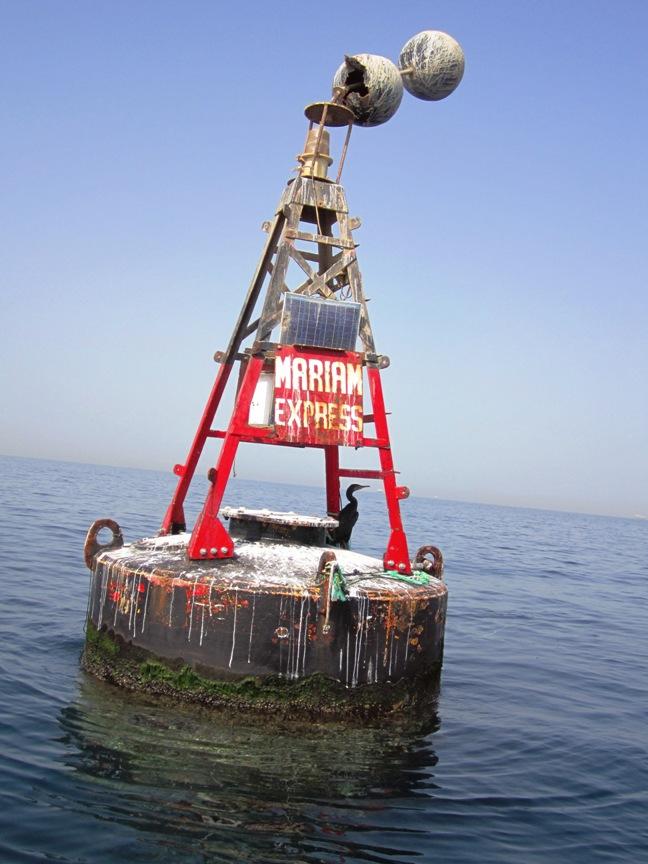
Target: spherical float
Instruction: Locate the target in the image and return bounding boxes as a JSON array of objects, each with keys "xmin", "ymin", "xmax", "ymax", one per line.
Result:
[
  {"xmin": 399, "ymin": 30, "xmax": 465, "ymax": 101},
  {"xmin": 333, "ymin": 53, "xmax": 403, "ymax": 127}
]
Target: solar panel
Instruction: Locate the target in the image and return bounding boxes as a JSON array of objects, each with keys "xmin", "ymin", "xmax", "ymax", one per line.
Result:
[{"xmin": 280, "ymin": 294, "xmax": 360, "ymax": 351}]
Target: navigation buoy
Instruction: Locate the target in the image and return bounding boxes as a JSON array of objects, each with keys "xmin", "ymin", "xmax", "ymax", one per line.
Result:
[{"xmin": 82, "ymin": 30, "xmax": 464, "ymax": 723}]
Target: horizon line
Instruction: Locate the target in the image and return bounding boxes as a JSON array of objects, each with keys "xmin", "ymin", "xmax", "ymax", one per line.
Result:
[{"xmin": 1, "ymin": 451, "xmax": 644, "ymax": 523}]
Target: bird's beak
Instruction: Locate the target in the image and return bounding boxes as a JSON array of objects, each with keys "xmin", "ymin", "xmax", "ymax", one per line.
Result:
[{"xmin": 359, "ymin": 485, "xmax": 370, "ymax": 490}]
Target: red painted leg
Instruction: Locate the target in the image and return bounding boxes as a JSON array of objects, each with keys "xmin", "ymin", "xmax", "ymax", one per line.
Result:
[
  {"xmin": 324, "ymin": 445, "xmax": 340, "ymax": 516},
  {"xmin": 161, "ymin": 362, "xmax": 234, "ymax": 534},
  {"xmin": 187, "ymin": 357, "xmax": 265, "ymax": 560},
  {"xmin": 367, "ymin": 367, "xmax": 412, "ymax": 573},
  {"xmin": 187, "ymin": 434, "xmax": 240, "ymax": 559}
]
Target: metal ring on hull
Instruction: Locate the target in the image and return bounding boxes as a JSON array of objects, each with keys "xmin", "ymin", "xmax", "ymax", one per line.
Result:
[{"xmin": 84, "ymin": 518, "xmax": 124, "ymax": 569}]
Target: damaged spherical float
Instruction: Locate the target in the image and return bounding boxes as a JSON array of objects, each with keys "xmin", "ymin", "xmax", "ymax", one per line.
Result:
[{"xmin": 83, "ymin": 30, "xmax": 465, "ymax": 723}]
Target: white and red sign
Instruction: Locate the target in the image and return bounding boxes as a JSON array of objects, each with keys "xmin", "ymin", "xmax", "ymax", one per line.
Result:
[{"xmin": 273, "ymin": 347, "xmax": 363, "ymax": 446}]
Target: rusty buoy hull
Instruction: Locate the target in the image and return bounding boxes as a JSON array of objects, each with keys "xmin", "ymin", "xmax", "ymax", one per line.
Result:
[{"xmin": 83, "ymin": 534, "xmax": 447, "ymax": 721}]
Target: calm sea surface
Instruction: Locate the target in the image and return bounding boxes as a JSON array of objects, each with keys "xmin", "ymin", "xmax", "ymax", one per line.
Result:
[{"xmin": 0, "ymin": 455, "xmax": 646, "ymax": 863}]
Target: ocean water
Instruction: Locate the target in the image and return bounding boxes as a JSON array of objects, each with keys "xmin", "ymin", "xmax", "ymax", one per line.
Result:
[{"xmin": 0, "ymin": 454, "xmax": 646, "ymax": 863}]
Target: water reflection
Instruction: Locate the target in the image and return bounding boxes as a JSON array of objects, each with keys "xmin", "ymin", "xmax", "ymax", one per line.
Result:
[{"xmin": 57, "ymin": 674, "xmax": 441, "ymax": 862}]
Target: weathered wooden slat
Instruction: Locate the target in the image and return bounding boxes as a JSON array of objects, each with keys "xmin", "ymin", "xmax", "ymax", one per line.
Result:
[
  {"xmin": 295, "ymin": 249, "xmax": 321, "ymax": 263},
  {"xmin": 213, "ymin": 351, "xmax": 247, "ymax": 364},
  {"xmin": 284, "ymin": 229, "xmax": 355, "ymax": 249},
  {"xmin": 291, "ymin": 278, "xmax": 336, "ymax": 299},
  {"xmin": 254, "ymin": 206, "xmax": 302, "ymax": 344},
  {"xmin": 287, "ymin": 245, "xmax": 315, "ymax": 280},
  {"xmin": 346, "ymin": 257, "xmax": 376, "ymax": 353},
  {"xmin": 242, "ymin": 284, "xmax": 289, "ymax": 339},
  {"xmin": 284, "ymin": 177, "xmax": 349, "ymax": 213},
  {"xmin": 303, "ymin": 252, "xmax": 353, "ymax": 297}
]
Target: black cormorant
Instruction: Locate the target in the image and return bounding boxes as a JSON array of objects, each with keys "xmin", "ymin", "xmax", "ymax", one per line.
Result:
[{"xmin": 329, "ymin": 484, "xmax": 369, "ymax": 549}]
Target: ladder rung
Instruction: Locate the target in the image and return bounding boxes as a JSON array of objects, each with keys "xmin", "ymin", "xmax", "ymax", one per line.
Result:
[
  {"xmin": 338, "ymin": 468, "xmax": 397, "ymax": 479},
  {"xmin": 361, "ymin": 436, "xmax": 389, "ymax": 448}
]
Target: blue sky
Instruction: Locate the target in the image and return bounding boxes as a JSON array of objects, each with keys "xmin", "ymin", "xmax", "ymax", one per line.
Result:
[{"xmin": 2, "ymin": 0, "xmax": 647, "ymax": 517}]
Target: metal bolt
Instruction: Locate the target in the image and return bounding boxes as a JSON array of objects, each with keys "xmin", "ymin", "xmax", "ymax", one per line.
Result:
[
  {"xmin": 398, "ymin": 562, "xmax": 406, "ymax": 571},
  {"xmin": 199, "ymin": 548, "xmax": 207, "ymax": 556},
  {"xmin": 220, "ymin": 546, "xmax": 229, "ymax": 554},
  {"xmin": 210, "ymin": 547, "xmax": 217, "ymax": 555},
  {"xmin": 387, "ymin": 559, "xmax": 395, "ymax": 567}
]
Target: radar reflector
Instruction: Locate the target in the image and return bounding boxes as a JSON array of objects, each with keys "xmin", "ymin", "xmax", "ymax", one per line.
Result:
[
  {"xmin": 332, "ymin": 54, "xmax": 403, "ymax": 127},
  {"xmin": 399, "ymin": 31, "xmax": 465, "ymax": 101},
  {"xmin": 281, "ymin": 295, "xmax": 361, "ymax": 351}
]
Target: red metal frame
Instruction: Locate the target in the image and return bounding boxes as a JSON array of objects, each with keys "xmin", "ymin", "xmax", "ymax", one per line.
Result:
[
  {"xmin": 366, "ymin": 367, "xmax": 411, "ymax": 571},
  {"xmin": 161, "ymin": 362, "xmax": 235, "ymax": 535},
  {"xmin": 161, "ymin": 354, "xmax": 412, "ymax": 573}
]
